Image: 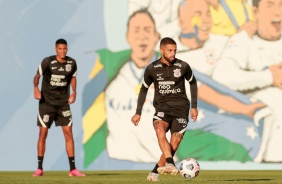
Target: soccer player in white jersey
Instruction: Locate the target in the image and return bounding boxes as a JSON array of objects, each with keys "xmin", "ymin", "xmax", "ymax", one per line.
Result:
[
  {"xmin": 33, "ymin": 39, "xmax": 85, "ymax": 176},
  {"xmin": 212, "ymin": 0, "xmax": 282, "ymax": 162}
]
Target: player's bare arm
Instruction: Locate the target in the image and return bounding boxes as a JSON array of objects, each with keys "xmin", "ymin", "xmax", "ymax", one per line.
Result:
[
  {"xmin": 33, "ymin": 73, "xmax": 41, "ymax": 100},
  {"xmin": 68, "ymin": 77, "xmax": 77, "ymax": 104}
]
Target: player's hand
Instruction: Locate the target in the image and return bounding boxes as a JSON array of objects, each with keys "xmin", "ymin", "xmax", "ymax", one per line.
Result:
[
  {"xmin": 244, "ymin": 102, "xmax": 266, "ymax": 119},
  {"xmin": 34, "ymin": 87, "xmax": 41, "ymax": 100},
  {"xmin": 190, "ymin": 108, "xmax": 198, "ymax": 122},
  {"xmin": 68, "ymin": 92, "xmax": 76, "ymax": 104},
  {"xmin": 131, "ymin": 114, "xmax": 141, "ymax": 126},
  {"xmin": 269, "ymin": 63, "xmax": 282, "ymax": 89}
]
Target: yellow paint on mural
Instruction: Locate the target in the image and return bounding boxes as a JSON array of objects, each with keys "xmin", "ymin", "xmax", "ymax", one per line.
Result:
[
  {"xmin": 89, "ymin": 57, "xmax": 104, "ymax": 79},
  {"xmin": 210, "ymin": 0, "xmax": 253, "ymax": 36},
  {"xmin": 191, "ymin": 15, "xmax": 202, "ymax": 27},
  {"xmin": 82, "ymin": 92, "xmax": 106, "ymax": 144}
]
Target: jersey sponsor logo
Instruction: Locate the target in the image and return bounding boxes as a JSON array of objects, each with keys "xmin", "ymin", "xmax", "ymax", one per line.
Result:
[
  {"xmin": 157, "ymin": 112, "xmax": 164, "ymax": 117},
  {"xmin": 43, "ymin": 115, "xmax": 49, "ymax": 123},
  {"xmin": 158, "ymin": 81, "xmax": 181, "ymax": 94},
  {"xmin": 62, "ymin": 110, "xmax": 71, "ymax": 117},
  {"xmin": 51, "ymin": 60, "xmax": 57, "ymax": 64},
  {"xmin": 51, "ymin": 67, "xmax": 57, "ymax": 70},
  {"xmin": 66, "ymin": 64, "xmax": 71, "ymax": 72},
  {"xmin": 154, "ymin": 64, "xmax": 162, "ymax": 68},
  {"xmin": 58, "ymin": 67, "xmax": 64, "ymax": 71},
  {"xmin": 159, "ymin": 81, "xmax": 175, "ymax": 85},
  {"xmin": 176, "ymin": 118, "xmax": 187, "ymax": 127},
  {"xmin": 67, "ymin": 61, "xmax": 73, "ymax": 63},
  {"xmin": 159, "ymin": 87, "xmax": 181, "ymax": 95},
  {"xmin": 50, "ymin": 74, "xmax": 67, "ymax": 86},
  {"xmin": 174, "ymin": 63, "xmax": 182, "ymax": 67},
  {"xmin": 173, "ymin": 68, "xmax": 181, "ymax": 78}
]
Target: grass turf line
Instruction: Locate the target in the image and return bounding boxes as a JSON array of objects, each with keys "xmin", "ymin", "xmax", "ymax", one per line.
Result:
[{"xmin": 0, "ymin": 170, "xmax": 282, "ymax": 184}]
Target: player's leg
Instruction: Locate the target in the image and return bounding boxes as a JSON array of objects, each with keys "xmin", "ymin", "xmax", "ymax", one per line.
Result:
[
  {"xmin": 153, "ymin": 118, "xmax": 179, "ymax": 175},
  {"xmin": 156, "ymin": 135, "xmax": 180, "ymax": 175},
  {"xmin": 153, "ymin": 119, "xmax": 171, "ymax": 158},
  {"xmin": 33, "ymin": 103, "xmax": 54, "ymax": 176},
  {"xmin": 37, "ymin": 127, "xmax": 49, "ymax": 166},
  {"xmin": 160, "ymin": 117, "xmax": 188, "ymax": 175},
  {"xmin": 57, "ymin": 106, "xmax": 85, "ymax": 176}
]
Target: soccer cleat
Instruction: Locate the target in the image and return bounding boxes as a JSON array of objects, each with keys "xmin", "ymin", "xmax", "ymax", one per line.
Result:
[
  {"xmin": 157, "ymin": 163, "xmax": 178, "ymax": 175},
  {"xmin": 32, "ymin": 169, "xmax": 43, "ymax": 176},
  {"xmin": 147, "ymin": 172, "xmax": 159, "ymax": 182},
  {"xmin": 69, "ymin": 169, "xmax": 86, "ymax": 177}
]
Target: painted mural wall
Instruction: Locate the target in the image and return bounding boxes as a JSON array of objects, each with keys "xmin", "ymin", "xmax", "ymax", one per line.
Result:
[{"xmin": 1, "ymin": 0, "xmax": 282, "ymax": 171}]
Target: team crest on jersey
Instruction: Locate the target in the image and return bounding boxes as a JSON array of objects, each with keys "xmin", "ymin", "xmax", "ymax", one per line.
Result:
[
  {"xmin": 43, "ymin": 115, "xmax": 49, "ymax": 123},
  {"xmin": 66, "ymin": 64, "xmax": 71, "ymax": 72},
  {"xmin": 173, "ymin": 69, "xmax": 181, "ymax": 78}
]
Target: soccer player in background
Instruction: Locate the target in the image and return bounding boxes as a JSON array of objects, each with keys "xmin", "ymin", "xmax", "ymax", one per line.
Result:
[
  {"xmin": 131, "ymin": 37, "xmax": 198, "ymax": 181},
  {"xmin": 33, "ymin": 39, "xmax": 85, "ymax": 176}
]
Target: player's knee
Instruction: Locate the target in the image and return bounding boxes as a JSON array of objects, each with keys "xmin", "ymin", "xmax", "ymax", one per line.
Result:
[{"xmin": 173, "ymin": 132, "xmax": 184, "ymax": 139}]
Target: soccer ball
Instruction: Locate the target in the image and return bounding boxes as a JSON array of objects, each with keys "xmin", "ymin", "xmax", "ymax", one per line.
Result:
[{"xmin": 179, "ymin": 158, "xmax": 200, "ymax": 178}]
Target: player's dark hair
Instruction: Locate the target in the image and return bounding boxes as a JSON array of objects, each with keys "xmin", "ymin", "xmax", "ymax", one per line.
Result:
[
  {"xmin": 127, "ymin": 9, "xmax": 156, "ymax": 31},
  {"xmin": 252, "ymin": 0, "xmax": 261, "ymax": 7},
  {"xmin": 160, "ymin": 37, "xmax": 176, "ymax": 47},
  {"xmin": 55, "ymin": 38, "xmax": 67, "ymax": 45}
]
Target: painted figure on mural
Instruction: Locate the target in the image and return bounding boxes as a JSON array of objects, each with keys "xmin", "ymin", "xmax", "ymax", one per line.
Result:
[
  {"xmin": 82, "ymin": 9, "xmax": 161, "ymax": 167},
  {"xmin": 128, "ymin": 0, "xmax": 182, "ymax": 38},
  {"xmin": 212, "ymin": 0, "xmax": 282, "ymax": 162},
  {"xmin": 170, "ymin": 0, "xmax": 269, "ymax": 162},
  {"xmin": 206, "ymin": 0, "xmax": 256, "ymax": 36}
]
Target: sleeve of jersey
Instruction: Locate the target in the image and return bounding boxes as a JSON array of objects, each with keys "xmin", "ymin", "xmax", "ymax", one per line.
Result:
[
  {"xmin": 72, "ymin": 61, "xmax": 78, "ymax": 77},
  {"xmin": 37, "ymin": 58, "xmax": 49, "ymax": 76},
  {"xmin": 135, "ymin": 66, "xmax": 153, "ymax": 115},
  {"xmin": 185, "ymin": 64, "xmax": 198, "ymax": 108}
]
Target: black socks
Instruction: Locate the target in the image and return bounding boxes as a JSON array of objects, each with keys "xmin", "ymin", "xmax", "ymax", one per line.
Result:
[
  {"xmin": 38, "ymin": 156, "xmax": 44, "ymax": 170},
  {"xmin": 166, "ymin": 157, "xmax": 175, "ymax": 165},
  {"xmin": 69, "ymin": 157, "xmax": 76, "ymax": 171}
]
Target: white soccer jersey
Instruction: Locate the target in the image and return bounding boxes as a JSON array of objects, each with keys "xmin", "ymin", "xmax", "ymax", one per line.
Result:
[
  {"xmin": 105, "ymin": 60, "xmax": 169, "ymax": 162},
  {"xmin": 176, "ymin": 33, "xmax": 229, "ymax": 77},
  {"xmin": 212, "ymin": 31, "xmax": 282, "ymax": 91},
  {"xmin": 212, "ymin": 30, "xmax": 282, "ymax": 162}
]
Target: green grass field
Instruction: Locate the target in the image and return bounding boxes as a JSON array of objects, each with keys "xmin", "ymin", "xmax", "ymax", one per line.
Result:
[{"xmin": 1, "ymin": 170, "xmax": 282, "ymax": 184}]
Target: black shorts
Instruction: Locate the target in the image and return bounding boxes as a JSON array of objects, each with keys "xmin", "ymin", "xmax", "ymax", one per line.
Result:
[
  {"xmin": 37, "ymin": 103, "xmax": 73, "ymax": 128},
  {"xmin": 153, "ymin": 111, "xmax": 188, "ymax": 134}
]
